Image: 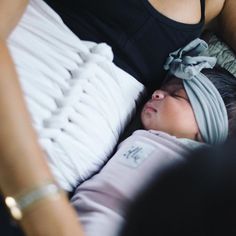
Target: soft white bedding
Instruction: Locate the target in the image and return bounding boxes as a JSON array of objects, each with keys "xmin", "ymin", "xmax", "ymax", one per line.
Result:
[{"xmin": 8, "ymin": 0, "xmax": 145, "ymax": 191}]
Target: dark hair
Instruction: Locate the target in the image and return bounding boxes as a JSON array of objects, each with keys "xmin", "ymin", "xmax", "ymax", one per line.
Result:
[
  {"xmin": 201, "ymin": 66, "xmax": 236, "ymax": 139},
  {"xmin": 120, "ymin": 139, "xmax": 236, "ymax": 236}
]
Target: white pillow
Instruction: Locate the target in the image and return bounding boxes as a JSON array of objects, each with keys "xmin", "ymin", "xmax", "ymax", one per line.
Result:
[{"xmin": 8, "ymin": 0, "xmax": 145, "ymax": 191}]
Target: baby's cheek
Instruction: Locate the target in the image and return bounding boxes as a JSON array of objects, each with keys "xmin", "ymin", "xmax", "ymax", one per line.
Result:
[
  {"xmin": 140, "ymin": 112, "xmax": 150, "ymax": 129},
  {"xmin": 177, "ymin": 111, "xmax": 198, "ymax": 132}
]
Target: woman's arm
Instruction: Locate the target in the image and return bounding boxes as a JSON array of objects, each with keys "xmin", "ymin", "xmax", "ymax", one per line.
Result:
[
  {"xmin": 0, "ymin": 0, "xmax": 29, "ymax": 39},
  {"xmin": 0, "ymin": 2, "xmax": 84, "ymax": 234},
  {"xmin": 218, "ymin": 0, "xmax": 236, "ymax": 52},
  {"xmin": 0, "ymin": 37, "xmax": 84, "ymax": 236},
  {"xmin": 205, "ymin": 0, "xmax": 236, "ymax": 52}
]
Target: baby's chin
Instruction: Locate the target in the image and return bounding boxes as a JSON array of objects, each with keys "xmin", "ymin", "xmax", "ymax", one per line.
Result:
[
  {"xmin": 140, "ymin": 113, "xmax": 158, "ymax": 131},
  {"xmin": 140, "ymin": 119, "xmax": 155, "ymax": 131}
]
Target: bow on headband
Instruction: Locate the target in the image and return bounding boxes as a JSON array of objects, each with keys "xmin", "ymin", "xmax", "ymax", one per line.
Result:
[{"xmin": 164, "ymin": 38, "xmax": 228, "ymax": 145}]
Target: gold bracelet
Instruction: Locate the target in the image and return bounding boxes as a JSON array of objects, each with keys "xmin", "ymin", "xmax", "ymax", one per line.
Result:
[{"xmin": 4, "ymin": 181, "xmax": 63, "ymax": 221}]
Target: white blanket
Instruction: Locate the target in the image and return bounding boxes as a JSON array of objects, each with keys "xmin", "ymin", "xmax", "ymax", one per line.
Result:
[{"xmin": 7, "ymin": 0, "xmax": 145, "ymax": 191}]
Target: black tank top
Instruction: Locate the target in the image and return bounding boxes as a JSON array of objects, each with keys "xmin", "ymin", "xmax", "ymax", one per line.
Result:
[{"xmin": 44, "ymin": 0, "xmax": 205, "ymax": 89}]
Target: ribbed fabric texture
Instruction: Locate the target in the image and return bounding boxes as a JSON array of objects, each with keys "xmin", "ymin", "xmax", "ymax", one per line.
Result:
[{"xmin": 8, "ymin": 0, "xmax": 145, "ymax": 191}]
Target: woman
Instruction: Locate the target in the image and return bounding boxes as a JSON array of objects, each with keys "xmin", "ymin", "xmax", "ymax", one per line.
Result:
[{"xmin": 0, "ymin": 0, "xmax": 235, "ymax": 235}]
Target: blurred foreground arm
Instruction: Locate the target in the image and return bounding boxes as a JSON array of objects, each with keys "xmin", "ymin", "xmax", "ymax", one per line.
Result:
[
  {"xmin": 0, "ymin": 29, "xmax": 83, "ymax": 236},
  {"xmin": 0, "ymin": 1, "xmax": 84, "ymax": 235},
  {"xmin": 0, "ymin": 0, "xmax": 29, "ymax": 39}
]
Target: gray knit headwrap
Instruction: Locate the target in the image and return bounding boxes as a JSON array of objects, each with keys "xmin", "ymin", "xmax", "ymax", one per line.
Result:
[{"xmin": 164, "ymin": 38, "xmax": 228, "ymax": 144}]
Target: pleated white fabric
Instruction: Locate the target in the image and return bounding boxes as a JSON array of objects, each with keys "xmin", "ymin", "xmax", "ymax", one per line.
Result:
[{"xmin": 7, "ymin": 0, "xmax": 145, "ymax": 191}]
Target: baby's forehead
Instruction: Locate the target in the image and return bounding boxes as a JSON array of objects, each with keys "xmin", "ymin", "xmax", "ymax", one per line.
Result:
[{"xmin": 161, "ymin": 76, "xmax": 184, "ymax": 90}]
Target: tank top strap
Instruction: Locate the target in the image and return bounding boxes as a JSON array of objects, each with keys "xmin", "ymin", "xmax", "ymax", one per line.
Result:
[{"xmin": 200, "ymin": 0, "xmax": 205, "ymax": 23}]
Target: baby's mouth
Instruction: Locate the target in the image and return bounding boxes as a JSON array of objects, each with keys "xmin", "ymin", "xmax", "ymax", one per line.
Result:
[{"xmin": 145, "ymin": 105, "xmax": 157, "ymax": 113}]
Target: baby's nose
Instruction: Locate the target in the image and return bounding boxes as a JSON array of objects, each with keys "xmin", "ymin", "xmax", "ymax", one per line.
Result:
[{"xmin": 152, "ymin": 90, "xmax": 166, "ymax": 100}]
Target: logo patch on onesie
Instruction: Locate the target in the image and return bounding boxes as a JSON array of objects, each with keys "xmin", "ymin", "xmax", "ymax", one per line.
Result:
[{"xmin": 118, "ymin": 141, "xmax": 155, "ymax": 168}]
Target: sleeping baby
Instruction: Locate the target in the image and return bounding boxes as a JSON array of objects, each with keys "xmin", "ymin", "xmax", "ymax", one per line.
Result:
[{"xmin": 70, "ymin": 38, "xmax": 236, "ymax": 236}]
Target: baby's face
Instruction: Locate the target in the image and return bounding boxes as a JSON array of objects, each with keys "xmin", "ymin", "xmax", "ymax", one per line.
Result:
[{"xmin": 141, "ymin": 78, "xmax": 200, "ymax": 140}]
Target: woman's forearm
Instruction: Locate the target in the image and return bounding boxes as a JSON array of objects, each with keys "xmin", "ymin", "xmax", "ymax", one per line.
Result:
[
  {"xmin": 0, "ymin": 39, "xmax": 52, "ymax": 195},
  {"xmin": 0, "ymin": 0, "xmax": 29, "ymax": 39},
  {"xmin": 21, "ymin": 194, "xmax": 84, "ymax": 236},
  {"xmin": 0, "ymin": 40, "xmax": 84, "ymax": 236}
]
